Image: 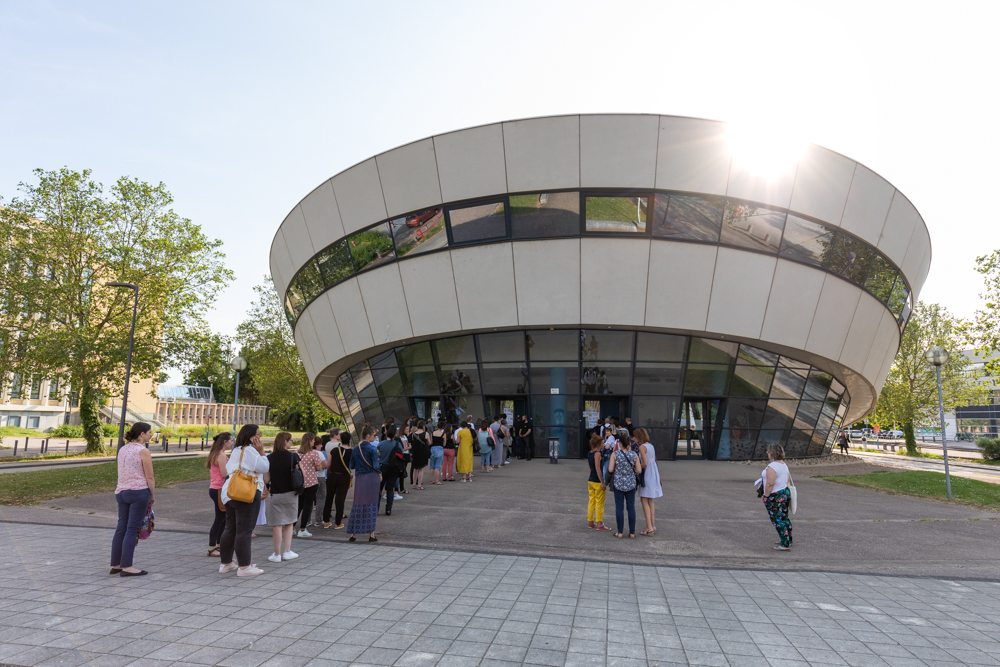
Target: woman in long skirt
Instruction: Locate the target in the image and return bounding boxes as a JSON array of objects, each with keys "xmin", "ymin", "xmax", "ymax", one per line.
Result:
[
  {"xmin": 347, "ymin": 425, "xmax": 381, "ymax": 543},
  {"xmin": 455, "ymin": 420, "xmax": 475, "ymax": 482}
]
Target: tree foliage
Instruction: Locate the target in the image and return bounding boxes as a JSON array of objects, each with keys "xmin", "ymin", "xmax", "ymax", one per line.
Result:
[
  {"xmin": 876, "ymin": 301, "xmax": 988, "ymax": 454},
  {"xmin": 179, "ymin": 333, "xmax": 259, "ymax": 405},
  {"xmin": 0, "ymin": 168, "xmax": 232, "ymax": 452},
  {"xmin": 967, "ymin": 248, "xmax": 1000, "ymax": 379}
]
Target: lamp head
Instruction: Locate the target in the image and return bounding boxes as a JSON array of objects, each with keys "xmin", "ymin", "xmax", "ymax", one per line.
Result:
[
  {"xmin": 924, "ymin": 346, "xmax": 949, "ymax": 367},
  {"xmin": 230, "ymin": 356, "xmax": 248, "ymax": 372}
]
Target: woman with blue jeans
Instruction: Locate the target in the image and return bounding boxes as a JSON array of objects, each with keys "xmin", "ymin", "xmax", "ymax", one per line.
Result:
[
  {"xmin": 110, "ymin": 422, "xmax": 156, "ymax": 577},
  {"xmin": 477, "ymin": 421, "xmax": 493, "ymax": 471},
  {"xmin": 607, "ymin": 431, "xmax": 641, "ymax": 539}
]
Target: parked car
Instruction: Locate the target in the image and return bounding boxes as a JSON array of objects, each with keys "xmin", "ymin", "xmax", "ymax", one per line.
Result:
[
  {"xmin": 885, "ymin": 429, "xmax": 904, "ymax": 439},
  {"xmin": 849, "ymin": 429, "xmax": 864, "ymax": 438}
]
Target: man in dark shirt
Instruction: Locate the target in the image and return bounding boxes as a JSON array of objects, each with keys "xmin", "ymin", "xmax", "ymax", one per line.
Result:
[
  {"xmin": 323, "ymin": 432, "xmax": 353, "ymax": 529},
  {"xmin": 377, "ymin": 425, "xmax": 403, "ymax": 515}
]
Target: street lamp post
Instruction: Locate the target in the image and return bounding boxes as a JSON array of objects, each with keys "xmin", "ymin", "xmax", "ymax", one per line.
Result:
[
  {"xmin": 108, "ymin": 282, "xmax": 138, "ymax": 449},
  {"xmin": 231, "ymin": 356, "xmax": 247, "ymax": 434},
  {"xmin": 924, "ymin": 345, "xmax": 952, "ymax": 499}
]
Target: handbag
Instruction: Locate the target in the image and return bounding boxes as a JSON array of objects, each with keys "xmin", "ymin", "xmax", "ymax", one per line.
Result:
[
  {"xmin": 138, "ymin": 501, "xmax": 154, "ymax": 540},
  {"xmin": 291, "ymin": 453, "xmax": 305, "ymax": 495},
  {"xmin": 226, "ymin": 447, "xmax": 259, "ymax": 503},
  {"xmin": 788, "ymin": 471, "xmax": 798, "ymax": 514},
  {"xmin": 390, "ymin": 438, "xmax": 408, "ymax": 474},
  {"xmin": 338, "ymin": 447, "xmax": 353, "ymax": 489},
  {"xmin": 471, "ymin": 429, "xmax": 481, "ymax": 454}
]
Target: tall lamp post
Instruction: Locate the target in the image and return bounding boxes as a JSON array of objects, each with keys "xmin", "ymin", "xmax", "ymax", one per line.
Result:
[
  {"xmin": 108, "ymin": 282, "xmax": 138, "ymax": 449},
  {"xmin": 924, "ymin": 345, "xmax": 952, "ymax": 499},
  {"xmin": 231, "ymin": 356, "xmax": 247, "ymax": 434}
]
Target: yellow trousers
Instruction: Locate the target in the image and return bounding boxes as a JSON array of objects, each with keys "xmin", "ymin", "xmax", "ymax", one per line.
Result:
[{"xmin": 587, "ymin": 481, "xmax": 606, "ymax": 523}]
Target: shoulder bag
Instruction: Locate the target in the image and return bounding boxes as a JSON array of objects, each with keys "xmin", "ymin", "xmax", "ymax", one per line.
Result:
[
  {"xmin": 471, "ymin": 429, "xmax": 481, "ymax": 454},
  {"xmin": 226, "ymin": 447, "xmax": 259, "ymax": 503},
  {"xmin": 788, "ymin": 469, "xmax": 797, "ymax": 514},
  {"xmin": 337, "ymin": 447, "xmax": 354, "ymax": 489},
  {"xmin": 291, "ymin": 453, "xmax": 305, "ymax": 495},
  {"xmin": 390, "ymin": 438, "xmax": 408, "ymax": 474}
]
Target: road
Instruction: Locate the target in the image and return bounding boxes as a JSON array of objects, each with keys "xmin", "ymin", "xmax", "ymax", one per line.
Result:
[{"xmin": 852, "ymin": 450, "xmax": 1000, "ymax": 483}]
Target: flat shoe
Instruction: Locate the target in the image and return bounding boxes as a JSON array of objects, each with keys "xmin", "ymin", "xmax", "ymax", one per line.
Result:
[
  {"xmin": 109, "ymin": 567, "xmax": 122, "ymax": 575},
  {"xmin": 349, "ymin": 536, "xmax": 356, "ymax": 542},
  {"xmin": 369, "ymin": 536, "xmax": 378, "ymax": 542},
  {"xmin": 120, "ymin": 570, "xmax": 148, "ymax": 577},
  {"xmin": 773, "ymin": 545, "xmax": 791, "ymax": 551}
]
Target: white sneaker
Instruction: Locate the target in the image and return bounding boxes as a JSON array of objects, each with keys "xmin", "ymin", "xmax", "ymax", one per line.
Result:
[
  {"xmin": 219, "ymin": 562, "xmax": 238, "ymax": 574},
  {"xmin": 236, "ymin": 564, "xmax": 264, "ymax": 577},
  {"xmin": 267, "ymin": 553, "xmax": 282, "ymax": 563},
  {"xmin": 282, "ymin": 550, "xmax": 299, "ymax": 560},
  {"xmin": 393, "ymin": 493, "xmax": 403, "ymax": 500},
  {"xmin": 297, "ymin": 529, "xmax": 312, "ymax": 538}
]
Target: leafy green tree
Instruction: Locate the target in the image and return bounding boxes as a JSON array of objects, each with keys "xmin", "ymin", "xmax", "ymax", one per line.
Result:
[
  {"xmin": 179, "ymin": 333, "xmax": 259, "ymax": 405},
  {"xmin": 968, "ymin": 249, "xmax": 1000, "ymax": 380},
  {"xmin": 0, "ymin": 168, "xmax": 232, "ymax": 453},
  {"xmin": 876, "ymin": 301, "xmax": 987, "ymax": 454}
]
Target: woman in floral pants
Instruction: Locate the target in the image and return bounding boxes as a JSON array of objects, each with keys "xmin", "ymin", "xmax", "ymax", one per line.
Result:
[{"xmin": 761, "ymin": 444, "xmax": 792, "ymax": 550}]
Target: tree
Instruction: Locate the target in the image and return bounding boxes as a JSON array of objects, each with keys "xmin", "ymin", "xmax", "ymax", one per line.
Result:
[
  {"xmin": 0, "ymin": 168, "xmax": 232, "ymax": 452},
  {"xmin": 968, "ymin": 248, "xmax": 1000, "ymax": 380},
  {"xmin": 876, "ymin": 301, "xmax": 988, "ymax": 454},
  {"xmin": 179, "ymin": 333, "xmax": 258, "ymax": 405},
  {"xmin": 236, "ymin": 277, "xmax": 341, "ymax": 433}
]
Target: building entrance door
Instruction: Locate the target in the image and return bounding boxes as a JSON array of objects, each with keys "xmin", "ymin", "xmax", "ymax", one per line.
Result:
[
  {"xmin": 409, "ymin": 397, "xmax": 442, "ymax": 424},
  {"xmin": 486, "ymin": 397, "xmax": 527, "ymax": 425},
  {"xmin": 582, "ymin": 398, "xmax": 629, "ymax": 457},
  {"xmin": 677, "ymin": 399, "xmax": 725, "ymax": 459}
]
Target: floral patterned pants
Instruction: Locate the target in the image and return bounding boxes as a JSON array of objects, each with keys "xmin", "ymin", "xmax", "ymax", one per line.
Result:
[{"xmin": 764, "ymin": 488, "xmax": 792, "ymax": 547}]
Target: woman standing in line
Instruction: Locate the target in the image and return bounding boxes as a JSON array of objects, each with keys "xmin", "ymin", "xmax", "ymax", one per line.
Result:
[
  {"xmin": 323, "ymin": 431, "xmax": 353, "ymax": 529},
  {"xmin": 478, "ymin": 420, "xmax": 493, "ymax": 472},
  {"xmin": 264, "ymin": 432, "xmax": 300, "ymax": 562},
  {"xmin": 347, "ymin": 425, "xmax": 381, "ymax": 543},
  {"xmin": 607, "ymin": 430, "xmax": 641, "ymax": 539},
  {"xmin": 441, "ymin": 423, "xmax": 457, "ymax": 481},
  {"xmin": 296, "ymin": 433, "xmax": 324, "ymax": 537},
  {"xmin": 396, "ymin": 422, "xmax": 411, "ymax": 495},
  {"xmin": 761, "ymin": 444, "xmax": 793, "ymax": 551},
  {"xmin": 456, "ymin": 419, "xmax": 475, "ymax": 482},
  {"xmin": 635, "ymin": 428, "xmax": 662, "ymax": 536},
  {"xmin": 206, "ymin": 431, "xmax": 232, "ymax": 557},
  {"xmin": 586, "ymin": 433, "xmax": 610, "ymax": 531},
  {"xmin": 428, "ymin": 421, "xmax": 445, "ymax": 485},
  {"xmin": 410, "ymin": 420, "xmax": 430, "ymax": 489},
  {"xmin": 220, "ymin": 424, "xmax": 269, "ymax": 576},
  {"xmin": 110, "ymin": 422, "xmax": 156, "ymax": 576},
  {"xmin": 311, "ymin": 434, "xmax": 330, "ymax": 527}
]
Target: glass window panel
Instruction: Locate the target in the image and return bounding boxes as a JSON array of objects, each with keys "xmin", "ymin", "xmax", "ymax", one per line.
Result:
[
  {"xmin": 510, "ymin": 192, "xmax": 580, "ymax": 239},
  {"xmin": 718, "ymin": 429, "xmax": 757, "ymax": 460},
  {"xmin": 726, "ymin": 398, "xmax": 768, "ymax": 430},
  {"xmin": 283, "ymin": 294, "xmax": 299, "ymax": 324},
  {"xmin": 645, "ymin": 428, "xmax": 678, "ymax": 461},
  {"xmin": 830, "ymin": 378, "xmax": 845, "ymax": 398},
  {"xmin": 389, "ymin": 207, "xmax": 447, "ymax": 258},
  {"xmin": 478, "ymin": 332, "xmax": 526, "ymax": 362},
  {"xmin": 689, "ymin": 338, "xmax": 738, "ymax": 364},
  {"xmin": 433, "ymin": 336, "xmax": 477, "ymax": 364},
  {"xmin": 635, "ymin": 332, "xmax": 687, "ymax": 361},
  {"xmin": 786, "ymin": 429, "xmax": 813, "ymax": 458},
  {"xmin": 348, "ymin": 222, "xmax": 396, "ymax": 272},
  {"xmin": 448, "ymin": 200, "xmax": 507, "ymax": 244},
  {"xmin": 368, "ymin": 350, "xmax": 397, "ymax": 369},
  {"xmin": 761, "ymin": 400, "xmax": 797, "ymax": 430},
  {"xmin": 779, "ymin": 356, "xmax": 810, "ymax": 370},
  {"xmin": 684, "ymin": 363, "xmax": 733, "ymax": 395},
  {"xmin": 395, "ymin": 342, "xmax": 434, "ymax": 367},
  {"xmin": 294, "ymin": 261, "xmax": 324, "ymax": 304},
  {"xmin": 633, "ymin": 396, "xmax": 681, "ymax": 429},
  {"xmin": 530, "ymin": 395, "xmax": 581, "ymax": 459},
  {"xmin": 338, "ymin": 372, "xmax": 356, "ymax": 398},
  {"xmin": 581, "ymin": 330, "xmax": 633, "ymax": 361},
  {"xmin": 808, "ymin": 431, "xmax": 828, "ymax": 457},
  {"xmin": 721, "ymin": 201, "xmax": 785, "ymax": 253},
  {"xmin": 633, "ymin": 362, "xmax": 684, "ymax": 395},
  {"xmin": 770, "ymin": 366, "xmax": 807, "ymax": 400},
  {"xmin": 651, "ymin": 194, "xmax": 724, "ymax": 243},
  {"xmin": 778, "ymin": 215, "xmax": 834, "ymax": 267},
  {"xmin": 351, "ymin": 364, "xmax": 375, "ymax": 397},
  {"xmin": 803, "ymin": 371, "xmax": 833, "ymax": 401},
  {"xmin": 480, "ymin": 362, "xmax": 529, "ymax": 395},
  {"xmin": 400, "ymin": 366, "xmax": 439, "ymax": 395},
  {"xmin": 794, "ymin": 400, "xmax": 823, "ymax": 429},
  {"xmin": 737, "ymin": 345, "xmax": 778, "ymax": 367},
  {"xmin": 530, "ymin": 362, "xmax": 580, "ymax": 395},
  {"xmin": 865, "ymin": 254, "xmax": 897, "ymax": 302},
  {"xmin": 527, "ymin": 330, "xmax": 579, "ymax": 360},
  {"xmin": 372, "ymin": 365, "xmax": 404, "ymax": 397},
  {"xmin": 359, "ymin": 392, "xmax": 384, "ymax": 425},
  {"xmin": 335, "ymin": 385, "xmax": 349, "ymax": 417},
  {"xmin": 439, "ymin": 364, "xmax": 480, "ymax": 395},
  {"xmin": 887, "ymin": 278, "xmax": 910, "ymax": 318},
  {"xmin": 581, "ymin": 362, "xmax": 632, "ymax": 395},
  {"xmin": 754, "ymin": 429, "xmax": 788, "ymax": 459},
  {"xmin": 380, "ymin": 396, "xmax": 409, "ymax": 423},
  {"xmin": 444, "ymin": 394, "xmax": 483, "ymax": 424},
  {"xmin": 815, "ymin": 410, "xmax": 835, "ymax": 437},
  {"xmin": 898, "ymin": 292, "xmax": 913, "ymax": 328},
  {"xmin": 315, "ymin": 240, "xmax": 354, "ymax": 286},
  {"xmin": 824, "ymin": 232, "xmax": 873, "ymax": 284},
  {"xmin": 730, "ymin": 363, "xmax": 775, "ymax": 398},
  {"xmin": 585, "ymin": 196, "xmax": 648, "ymax": 233}
]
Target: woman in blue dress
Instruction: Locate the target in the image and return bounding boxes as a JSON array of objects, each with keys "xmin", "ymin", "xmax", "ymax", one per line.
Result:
[{"xmin": 347, "ymin": 425, "xmax": 381, "ymax": 543}]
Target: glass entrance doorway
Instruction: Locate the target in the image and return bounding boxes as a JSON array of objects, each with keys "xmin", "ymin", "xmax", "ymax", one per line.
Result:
[
  {"xmin": 410, "ymin": 397, "xmax": 442, "ymax": 424},
  {"xmin": 677, "ymin": 399, "xmax": 725, "ymax": 459},
  {"xmin": 582, "ymin": 398, "xmax": 629, "ymax": 457},
  {"xmin": 486, "ymin": 397, "xmax": 527, "ymax": 425}
]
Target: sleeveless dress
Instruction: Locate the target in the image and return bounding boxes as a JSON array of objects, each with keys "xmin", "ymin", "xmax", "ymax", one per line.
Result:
[{"xmin": 638, "ymin": 443, "xmax": 662, "ymax": 499}]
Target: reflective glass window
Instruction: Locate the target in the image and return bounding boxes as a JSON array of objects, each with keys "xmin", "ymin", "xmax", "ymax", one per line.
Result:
[
  {"xmin": 645, "ymin": 428, "xmax": 678, "ymax": 460},
  {"xmin": 633, "ymin": 396, "xmax": 681, "ymax": 429},
  {"xmin": 439, "ymin": 364, "xmax": 480, "ymax": 395},
  {"xmin": 770, "ymin": 366, "xmax": 807, "ymax": 400},
  {"xmin": 830, "ymin": 377, "xmax": 845, "ymax": 399},
  {"xmin": 368, "ymin": 350, "xmax": 397, "ymax": 369},
  {"xmin": 761, "ymin": 400, "xmax": 797, "ymax": 430},
  {"xmin": 719, "ymin": 429, "xmax": 757, "ymax": 460},
  {"xmin": 447, "ymin": 200, "xmax": 507, "ymax": 244},
  {"xmin": 803, "ymin": 371, "xmax": 832, "ymax": 401},
  {"xmin": 581, "ymin": 362, "xmax": 632, "ymax": 395},
  {"xmin": 530, "ymin": 396, "xmax": 581, "ymax": 458},
  {"xmin": 433, "ymin": 336, "xmax": 477, "ymax": 364},
  {"xmin": 636, "ymin": 332, "xmax": 687, "ymax": 361},
  {"xmin": 824, "ymin": 232, "xmax": 873, "ymax": 284},
  {"xmin": 785, "ymin": 429, "xmax": 813, "ymax": 458},
  {"xmin": 865, "ymin": 254, "xmax": 897, "ymax": 302},
  {"xmin": 888, "ymin": 278, "xmax": 910, "ymax": 318},
  {"xmin": 721, "ymin": 201, "xmax": 785, "ymax": 253},
  {"xmin": 527, "ymin": 330, "xmax": 578, "ymax": 360},
  {"xmin": 779, "ymin": 215, "xmax": 834, "ymax": 267},
  {"xmin": 400, "ymin": 366, "xmax": 439, "ymax": 395},
  {"xmin": 898, "ymin": 292, "xmax": 913, "ymax": 328},
  {"xmin": 380, "ymin": 396, "xmax": 409, "ymax": 422},
  {"xmin": 348, "ymin": 222, "xmax": 396, "ymax": 272},
  {"xmin": 351, "ymin": 363, "xmax": 375, "ymax": 396},
  {"xmin": 480, "ymin": 363, "xmax": 529, "ymax": 395},
  {"xmin": 815, "ymin": 410, "xmax": 835, "ymax": 436},
  {"xmin": 794, "ymin": 400, "xmax": 823, "ymax": 430},
  {"xmin": 359, "ymin": 392, "xmax": 384, "ymax": 425},
  {"xmin": 285, "ymin": 283, "xmax": 305, "ymax": 319},
  {"xmin": 730, "ymin": 363, "xmax": 774, "ymax": 398},
  {"xmin": 808, "ymin": 431, "xmax": 828, "ymax": 456},
  {"xmin": 633, "ymin": 362, "xmax": 684, "ymax": 395},
  {"xmin": 510, "ymin": 193, "xmax": 580, "ymax": 239},
  {"xmin": 754, "ymin": 429, "xmax": 788, "ymax": 459},
  {"xmin": 315, "ymin": 240, "xmax": 354, "ymax": 286},
  {"xmin": 372, "ymin": 365, "xmax": 404, "ymax": 397},
  {"xmin": 389, "ymin": 207, "xmax": 447, "ymax": 258},
  {"xmin": 585, "ymin": 196, "xmax": 648, "ymax": 233},
  {"xmin": 395, "ymin": 342, "xmax": 434, "ymax": 367},
  {"xmin": 689, "ymin": 338, "xmax": 738, "ymax": 364},
  {"xmin": 737, "ymin": 345, "xmax": 778, "ymax": 367},
  {"xmin": 295, "ymin": 261, "xmax": 324, "ymax": 304},
  {"xmin": 478, "ymin": 332, "xmax": 526, "ymax": 362},
  {"xmin": 726, "ymin": 398, "xmax": 768, "ymax": 430},
  {"xmin": 684, "ymin": 363, "xmax": 732, "ymax": 395},
  {"xmin": 651, "ymin": 194, "xmax": 724, "ymax": 243},
  {"xmin": 581, "ymin": 330, "xmax": 633, "ymax": 361},
  {"xmin": 530, "ymin": 362, "xmax": 580, "ymax": 395},
  {"xmin": 444, "ymin": 394, "xmax": 483, "ymax": 424}
]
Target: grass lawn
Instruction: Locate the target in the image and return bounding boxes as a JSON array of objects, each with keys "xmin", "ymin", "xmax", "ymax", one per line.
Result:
[
  {"xmin": 0, "ymin": 457, "xmax": 210, "ymax": 506},
  {"xmin": 818, "ymin": 470, "xmax": 1000, "ymax": 510}
]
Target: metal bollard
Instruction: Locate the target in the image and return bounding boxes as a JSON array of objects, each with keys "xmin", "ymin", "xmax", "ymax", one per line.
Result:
[
  {"xmin": 44, "ymin": 438, "xmax": 49, "ymax": 454},
  {"xmin": 13, "ymin": 440, "xmax": 18, "ymax": 456},
  {"xmin": 25, "ymin": 437, "xmax": 29, "ymax": 453},
  {"xmin": 164, "ymin": 438, "xmax": 169, "ymax": 453},
  {"xmin": 185, "ymin": 438, "xmax": 189, "ymax": 452},
  {"xmin": 65, "ymin": 439, "xmax": 70, "ymax": 455}
]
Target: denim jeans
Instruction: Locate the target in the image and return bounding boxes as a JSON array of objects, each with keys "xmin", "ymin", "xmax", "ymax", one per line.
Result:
[
  {"xmin": 220, "ymin": 490, "xmax": 261, "ymax": 567},
  {"xmin": 111, "ymin": 488, "xmax": 150, "ymax": 568},
  {"xmin": 613, "ymin": 487, "xmax": 636, "ymax": 535},
  {"xmin": 481, "ymin": 451, "xmax": 491, "ymax": 467}
]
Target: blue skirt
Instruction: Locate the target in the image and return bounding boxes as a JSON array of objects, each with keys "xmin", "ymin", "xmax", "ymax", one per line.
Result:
[{"xmin": 346, "ymin": 471, "xmax": 379, "ymax": 534}]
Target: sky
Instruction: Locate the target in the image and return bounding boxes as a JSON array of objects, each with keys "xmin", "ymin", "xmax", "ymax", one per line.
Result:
[{"xmin": 2, "ymin": 1, "xmax": 998, "ymax": 382}]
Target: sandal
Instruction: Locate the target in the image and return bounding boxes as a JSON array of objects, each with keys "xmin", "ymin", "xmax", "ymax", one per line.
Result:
[
  {"xmin": 629, "ymin": 534, "xmax": 635, "ymax": 539},
  {"xmin": 349, "ymin": 536, "xmax": 356, "ymax": 542},
  {"xmin": 640, "ymin": 529, "xmax": 655, "ymax": 536},
  {"xmin": 773, "ymin": 545, "xmax": 791, "ymax": 551},
  {"xmin": 615, "ymin": 533, "xmax": 623, "ymax": 539},
  {"xmin": 207, "ymin": 548, "xmax": 221, "ymax": 557}
]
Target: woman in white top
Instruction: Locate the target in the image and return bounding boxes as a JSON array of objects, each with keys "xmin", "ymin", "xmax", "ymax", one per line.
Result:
[
  {"xmin": 219, "ymin": 424, "xmax": 270, "ymax": 576},
  {"xmin": 635, "ymin": 428, "xmax": 662, "ymax": 536},
  {"xmin": 761, "ymin": 443, "xmax": 793, "ymax": 551}
]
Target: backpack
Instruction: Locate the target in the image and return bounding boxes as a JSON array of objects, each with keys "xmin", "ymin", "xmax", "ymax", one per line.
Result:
[
  {"xmin": 600, "ymin": 447, "xmax": 612, "ymax": 483},
  {"xmin": 389, "ymin": 438, "xmax": 408, "ymax": 474}
]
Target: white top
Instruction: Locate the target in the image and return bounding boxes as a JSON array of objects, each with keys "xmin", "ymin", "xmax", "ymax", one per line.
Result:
[
  {"xmin": 761, "ymin": 461, "xmax": 789, "ymax": 494},
  {"xmin": 221, "ymin": 445, "xmax": 270, "ymax": 504}
]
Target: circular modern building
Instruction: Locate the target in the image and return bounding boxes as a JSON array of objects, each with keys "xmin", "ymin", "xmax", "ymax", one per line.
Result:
[{"xmin": 270, "ymin": 114, "xmax": 931, "ymax": 461}]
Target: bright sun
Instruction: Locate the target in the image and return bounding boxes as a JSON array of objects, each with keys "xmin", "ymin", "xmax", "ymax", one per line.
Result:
[{"xmin": 726, "ymin": 115, "xmax": 808, "ymax": 181}]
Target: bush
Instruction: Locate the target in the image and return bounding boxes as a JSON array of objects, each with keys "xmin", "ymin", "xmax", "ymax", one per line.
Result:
[
  {"xmin": 49, "ymin": 423, "xmax": 120, "ymax": 439},
  {"xmin": 976, "ymin": 437, "xmax": 1000, "ymax": 461}
]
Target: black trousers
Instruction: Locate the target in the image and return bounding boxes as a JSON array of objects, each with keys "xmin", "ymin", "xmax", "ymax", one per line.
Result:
[
  {"xmin": 379, "ymin": 468, "xmax": 400, "ymax": 514},
  {"xmin": 324, "ymin": 472, "xmax": 351, "ymax": 525},
  {"xmin": 525, "ymin": 439, "xmax": 533, "ymax": 460},
  {"xmin": 298, "ymin": 485, "xmax": 318, "ymax": 530},
  {"xmin": 220, "ymin": 490, "xmax": 260, "ymax": 567},
  {"xmin": 208, "ymin": 489, "xmax": 226, "ymax": 547}
]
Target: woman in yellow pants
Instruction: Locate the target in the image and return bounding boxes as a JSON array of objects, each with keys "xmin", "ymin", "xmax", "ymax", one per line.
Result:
[{"xmin": 586, "ymin": 433, "xmax": 610, "ymax": 530}]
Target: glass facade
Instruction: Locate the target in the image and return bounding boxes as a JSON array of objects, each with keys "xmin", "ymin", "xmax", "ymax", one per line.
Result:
[
  {"xmin": 283, "ymin": 189, "xmax": 913, "ymax": 335},
  {"xmin": 328, "ymin": 329, "xmax": 849, "ymax": 462}
]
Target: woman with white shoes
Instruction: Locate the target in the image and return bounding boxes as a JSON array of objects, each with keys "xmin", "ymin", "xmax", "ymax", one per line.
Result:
[
  {"xmin": 219, "ymin": 424, "xmax": 270, "ymax": 577},
  {"xmin": 264, "ymin": 432, "xmax": 301, "ymax": 563}
]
